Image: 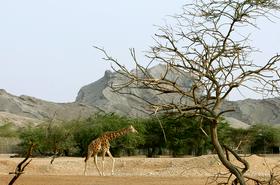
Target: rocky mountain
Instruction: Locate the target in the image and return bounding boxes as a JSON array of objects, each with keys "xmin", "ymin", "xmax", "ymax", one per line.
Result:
[
  {"xmin": 0, "ymin": 89, "xmax": 97, "ymax": 126},
  {"xmin": 76, "ymin": 64, "xmax": 194, "ymax": 117},
  {"xmin": 1, "ymin": 64, "xmax": 280, "ymax": 127},
  {"xmin": 75, "ymin": 65, "xmax": 280, "ymax": 126},
  {"xmin": 223, "ymin": 98, "xmax": 280, "ymax": 125}
]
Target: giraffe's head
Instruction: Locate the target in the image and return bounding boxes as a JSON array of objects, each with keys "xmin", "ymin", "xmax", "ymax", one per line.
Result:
[{"xmin": 128, "ymin": 125, "xmax": 138, "ymax": 133}]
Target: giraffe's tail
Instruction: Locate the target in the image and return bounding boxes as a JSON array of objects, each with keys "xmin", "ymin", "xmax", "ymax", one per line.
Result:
[{"xmin": 84, "ymin": 151, "xmax": 90, "ymax": 162}]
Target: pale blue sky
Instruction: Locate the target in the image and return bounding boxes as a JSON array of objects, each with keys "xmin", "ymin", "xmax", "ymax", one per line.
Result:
[{"xmin": 0, "ymin": 1, "xmax": 279, "ymax": 102}]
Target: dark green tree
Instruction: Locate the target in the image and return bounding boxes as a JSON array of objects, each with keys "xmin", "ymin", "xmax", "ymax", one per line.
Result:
[
  {"xmin": 248, "ymin": 124, "xmax": 280, "ymax": 154},
  {"xmin": 19, "ymin": 122, "xmax": 76, "ymax": 156},
  {"xmin": 140, "ymin": 117, "xmax": 167, "ymax": 157}
]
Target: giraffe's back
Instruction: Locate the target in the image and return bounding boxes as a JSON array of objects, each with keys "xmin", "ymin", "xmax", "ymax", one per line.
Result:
[
  {"xmin": 88, "ymin": 137, "xmax": 110, "ymax": 154},
  {"xmin": 88, "ymin": 138, "xmax": 102, "ymax": 154}
]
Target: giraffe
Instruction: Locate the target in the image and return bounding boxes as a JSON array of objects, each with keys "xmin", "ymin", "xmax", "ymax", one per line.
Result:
[{"xmin": 84, "ymin": 125, "xmax": 138, "ymax": 176}]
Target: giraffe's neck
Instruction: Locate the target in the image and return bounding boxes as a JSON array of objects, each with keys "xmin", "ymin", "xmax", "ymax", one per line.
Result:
[{"xmin": 103, "ymin": 127, "xmax": 132, "ymax": 141}]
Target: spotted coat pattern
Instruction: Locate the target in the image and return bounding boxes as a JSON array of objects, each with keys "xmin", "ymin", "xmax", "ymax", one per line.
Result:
[{"xmin": 84, "ymin": 125, "xmax": 137, "ymax": 176}]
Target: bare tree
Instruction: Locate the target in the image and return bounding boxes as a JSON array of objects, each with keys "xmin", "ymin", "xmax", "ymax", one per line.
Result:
[
  {"xmin": 97, "ymin": 0, "xmax": 280, "ymax": 184},
  {"xmin": 9, "ymin": 142, "xmax": 36, "ymax": 185}
]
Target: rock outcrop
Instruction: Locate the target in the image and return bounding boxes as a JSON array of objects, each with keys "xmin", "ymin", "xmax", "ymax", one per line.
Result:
[{"xmin": 76, "ymin": 64, "xmax": 194, "ymax": 117}]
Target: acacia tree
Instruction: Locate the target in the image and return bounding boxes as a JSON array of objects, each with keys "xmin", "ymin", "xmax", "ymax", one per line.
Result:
[{"xmin": 97, "ymin": 0, "xmax": 280, "ymax": 184}]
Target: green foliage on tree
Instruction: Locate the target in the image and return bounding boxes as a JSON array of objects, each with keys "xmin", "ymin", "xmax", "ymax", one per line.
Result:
[
  {"xmin": 0, "ymin": 121, "xmax": 19, "ymax": 138},
  {"xmin": 72, "ymin": 113, "xmax": 145, "ymax": 157},
  {"xmin": 19, "ymin": 122, "xmax": 77, "ymax": 156},
  {"xmin": 139, "ymin": 117, "xmax": 167, "ymax": 157},
  {"xmin": 17, "ymin": 113, "xmax": 280, "ymax": 157},
  {"xmin": 248, "ymin": 124, "xmax": 280, "ymax": 154},
  {"xmin": 163, "ymin": 116, "xmax": 211, "ymax": 157},
  {"xmin": 19, "ymin": 114, "xmax": 144, "ymax": 157}
]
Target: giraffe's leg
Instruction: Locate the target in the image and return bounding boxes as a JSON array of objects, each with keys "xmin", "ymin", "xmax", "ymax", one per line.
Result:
[
  {"xmin": 84, "ymin": 152, "xmax": 92, "ymax": 176},
  {"xmin": 101, "ymin": 150, "xmax": 106, "ymax": 176},
  {"xmin": 106, "ymin": 150, "xmax": 115, "ymax": 175},
  {"xmin": 94, "ymin": 154, "xmax": 102, "ymax": 176},
  {"xmin": 84, "ymin": 159, "xmax": 88, "ymax": 176}
]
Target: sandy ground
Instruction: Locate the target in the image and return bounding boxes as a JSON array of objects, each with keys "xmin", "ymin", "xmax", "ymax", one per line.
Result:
[{"xmin": 0, "ymin": 154, "xmax": 280, "ymax": 185}]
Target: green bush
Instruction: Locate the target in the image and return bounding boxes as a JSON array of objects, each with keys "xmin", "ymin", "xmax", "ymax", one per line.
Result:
[
  {"xmin": 0, "ymin": 121, "xmax": 19, "ymax": 137},
  {"xmin": 18, "ymin": 112, "xmax": 280, "ymax": 157},
  {"xmin": 248, "ymin": 124, "xmax": 280, "ymax": 154},
  {"xmin": 138, "ymin": 117, "xmax": 167, "ymax": 157},
  {"xmin": 71, "ymin": 114, "xmax": 145, "ymax": 156},
  {"xmin": 139, "ymin": 115, "xmax": 213, "ymax": 157},
  {"xmin": 19, "ymin": 121, "xmax": 77, "ymax": 156},
  {"xmin": 18, "ymin": 113, "xmax": 144, "ymax": 157},
  {"xmin": 164, "ymin": 116, "xmax": 213, "ymax": 156}
]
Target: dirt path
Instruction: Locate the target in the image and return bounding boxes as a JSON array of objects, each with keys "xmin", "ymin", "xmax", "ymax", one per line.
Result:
[
  {"xmin": 0, "ymin": 154, "xmax": 279, "ymax": 185},
  {"xmin": 0, "ymin": 175, "xmax": 207, "ymax": 185}
]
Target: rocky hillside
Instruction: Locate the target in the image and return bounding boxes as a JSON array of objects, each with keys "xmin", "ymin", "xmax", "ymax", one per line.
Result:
[
  {"xmin": 0, "ymin": 89, "xmax": 97, "ymax": 126},
  {"xmin": 1, "ymin": 64, "xmax": 280, "ymax": 127},
  {"xmin": 223, "ymin": 98, "xmax": 280, "ymax": 125},
  {"xmin": 76, "ymin": 64, "xmax": 193, "ymax": 117},
  {"xmin": 76, "ymin": 65, "xmax": 280, "ymax": 126}
]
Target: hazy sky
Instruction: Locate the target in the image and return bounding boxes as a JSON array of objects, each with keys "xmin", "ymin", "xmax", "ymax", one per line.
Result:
[{"xmin": 0, "ymin": 1, "xmax": 280, "ymax": 102}]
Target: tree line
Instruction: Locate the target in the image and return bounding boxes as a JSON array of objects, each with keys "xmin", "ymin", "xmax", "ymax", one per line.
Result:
[{"xmin": 9, "ymin": 114, "xmax": 280, "ymax": 157}]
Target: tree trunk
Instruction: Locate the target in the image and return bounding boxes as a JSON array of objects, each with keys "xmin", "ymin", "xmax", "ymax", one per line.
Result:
[{"xmin": 210, "ymin": 122, "xmax": 246, "ymax": 185}]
